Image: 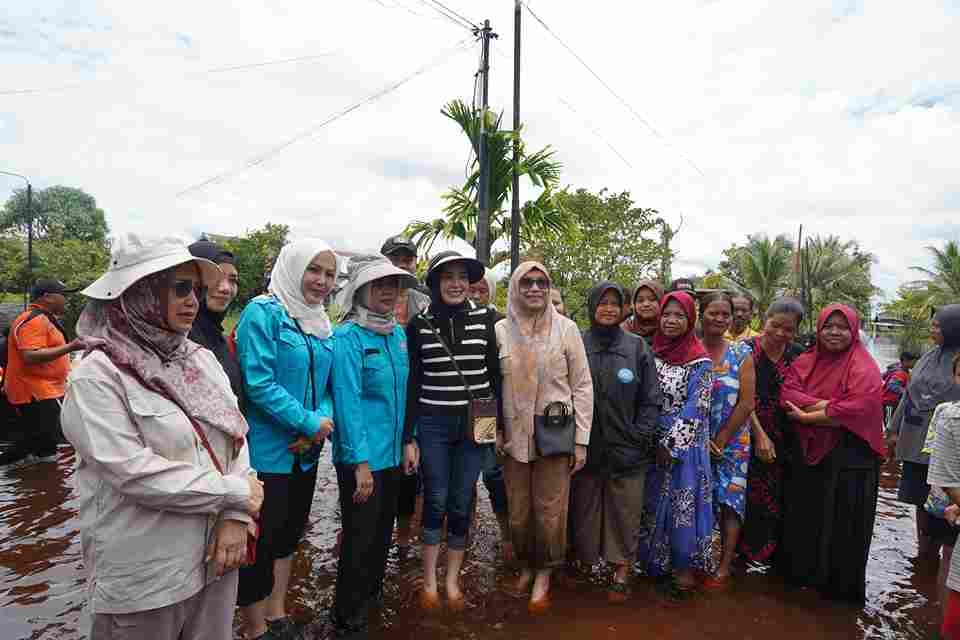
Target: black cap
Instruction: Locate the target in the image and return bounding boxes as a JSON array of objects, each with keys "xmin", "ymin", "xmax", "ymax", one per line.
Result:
[
  {"xmin": 380, "ymin": 235, "xmax": 418, "ymax": 257},
  {"xmin": 425, "ymin": 250, "xmax": 484, "ymax": 288},
  {"xmin": 31, "ymin": 278, "xmax": 80, "ymax": 299},
  {"xmin": 189, "ymin": 240, "xmax": 235, "ymax": 265}
]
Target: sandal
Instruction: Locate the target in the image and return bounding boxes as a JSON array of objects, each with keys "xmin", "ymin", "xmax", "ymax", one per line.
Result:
[
  {"xmin": 655, "ymin": 577, "xmax": 697, "ymax": 604},
  {"xmin": 701, "ymin": 574, "xmax": 732, "ymax": 591}
]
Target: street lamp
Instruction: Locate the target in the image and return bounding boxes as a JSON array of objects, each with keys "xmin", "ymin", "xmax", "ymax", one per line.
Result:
[{"xmin": 0, "ymin": 170, "xmax": 33, "ymax": 307}]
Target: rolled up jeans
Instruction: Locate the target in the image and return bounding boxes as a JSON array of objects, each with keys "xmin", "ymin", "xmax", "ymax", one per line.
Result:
[{"xmin": 417, "ymin": 413, "xmax": 483, "ymax": 549}]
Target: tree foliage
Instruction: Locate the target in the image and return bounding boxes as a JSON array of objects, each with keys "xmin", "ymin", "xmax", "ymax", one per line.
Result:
[
  {"xmin": 718, "ymin": 233, "xmax": 795, "ymax": 317},
  {"xmin": 1, "ymin": 185, "xmax": 109, "ymax": 246},
  {"xmin": 221, "ymin": 223, "xmax": 289, "ymax": 306},
  {"xmin": 526, "ymin": 188, "xmax": 661, "ymax": 324},
  {"xmin": 911, "ymin": 240, "xmax": 960, "ymax": 307},
  {"xmin": 881, "ymin": 284, "xmax": 935, "ymax": 354},
  {"xmin": 404, "ymin": 99, "xmax": 571, "ymax": 265}
]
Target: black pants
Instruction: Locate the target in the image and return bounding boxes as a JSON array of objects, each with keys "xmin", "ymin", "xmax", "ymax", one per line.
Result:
[
  {"xmin": 332, "ymin": 465, "xmax": 400, "ymax": 632},
  {"xmin": 237, "ymin": 462, "xmax": 318, "ymax": 607},
  {"xmin": 396, "ymin": 471, "xmax": 419, "ymax": 519},
  {"xmin": 0, "ymin": 398, "xmax": 61, "ymax": 465}
]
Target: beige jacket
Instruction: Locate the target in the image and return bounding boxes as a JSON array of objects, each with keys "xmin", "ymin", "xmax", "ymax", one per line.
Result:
[
  {"xmin": 495, "ymin": 315, "xmax": 593, "ymax": 463},
  {"xmin": 61, "ymin": 350, "xmax": 253, "ymax": 615}
]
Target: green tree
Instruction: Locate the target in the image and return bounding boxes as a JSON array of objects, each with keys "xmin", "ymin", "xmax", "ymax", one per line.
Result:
[
  {"xmin": 801, "ymin": 235, "xmax": 878, "ymax": 322},
  {"xmin": 404, "ymin": 99, "xmax": 570, "ymax": 265},
  {"xmin": 1, "ymin": 186, "xmax": 109, "ymax": 246},
  {"xmin": 719, "ymin": 233, "xmax": 794, "ymax": 317},
  {"xmin": 527, "ymin": 188, "xmax": 661, "ymax": 324},
  {"xmin": 882, "ymin": 284, "xmax": 934, "ymax": 354},
  {"xmin": 911, "ymin": 240, "xmax": 960, "ymax": 306},
  {"xmin": 221, "ymin": 223, "xmax": 289, "ymax": 305},
  {"xmin": 31, "ymin": 236, "xmax": 111, "ymax": 337}
]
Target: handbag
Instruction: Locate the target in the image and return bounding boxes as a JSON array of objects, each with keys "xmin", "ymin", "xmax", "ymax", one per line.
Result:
[
  {"xmin": 420, "ymin": 314, "xmax": 498, "ymax": 445},
  {"xmin": 534, "ymin": 400, "xmax": 576, "ymax": 457}
]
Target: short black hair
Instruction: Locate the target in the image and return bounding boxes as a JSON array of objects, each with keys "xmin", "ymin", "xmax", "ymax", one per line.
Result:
[
  {"xmin": 699, "ymin": 291, "xmax": 734, "ymax": 317},
  {"xmin": 730, "ymin": 292, "xmax": 755, "ymax": 309},
  {"xmin": 900, "ymin": 351, "xmax": 919, "ymax": 362},
  {"xmin": 766, "ymin": 297, "xmax": 805, "ymax": 324}
]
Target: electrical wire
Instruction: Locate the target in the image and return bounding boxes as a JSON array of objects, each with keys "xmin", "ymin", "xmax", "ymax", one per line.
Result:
[
  {"xmin": 426, "ymin": 0, "xmax": 478, "ymax": 30},
  {"xmin": 176, "ymin": 38, "xmax": 475, "ymax": 199},
  {"xmin": 557, "ymin": 97, "xmax": 633, "ymax": 169},
  {"xmin": 523, "ymin": 3, "xmax": 706, "ymax": 180},
  {"xmin": 413, "ymin": 0, "xmax": 475, "ymax": 31},
  {"xmin": 0, "ymin": 51, "xmax": 339, "ymax": 96}
]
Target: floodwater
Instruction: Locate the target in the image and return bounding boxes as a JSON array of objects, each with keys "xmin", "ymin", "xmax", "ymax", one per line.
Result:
[{"xmin": 0, "ymin": 335, "xmax": 942, "ymax": 639}]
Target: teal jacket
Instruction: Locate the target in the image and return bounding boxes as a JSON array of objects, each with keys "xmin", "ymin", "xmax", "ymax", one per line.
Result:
[
  {"xmin": 236, "ymin": 296, "xmax": 333, "ymax": 473},
  {"xmin": 330, "ymin": 321, "xmax": 409, "ymax": 472}
]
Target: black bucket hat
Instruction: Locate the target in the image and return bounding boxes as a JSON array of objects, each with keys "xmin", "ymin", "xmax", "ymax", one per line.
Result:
[{"xmin": 425, "ymin": 251, "xmax": 484, "ymax": 288}]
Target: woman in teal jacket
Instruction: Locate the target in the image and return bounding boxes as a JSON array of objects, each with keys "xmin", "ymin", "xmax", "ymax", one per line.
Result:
[
  {"xmin": 330, "ymin": 255, "xmax": 417, "ymax": 638},
  {"xmin": 236, "ymin": 239, "xmax": 337, "ymax": 640}
]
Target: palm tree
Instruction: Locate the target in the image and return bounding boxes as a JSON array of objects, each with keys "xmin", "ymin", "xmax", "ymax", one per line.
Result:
[
  {"xmin": 912, "ymin": 240, "xmax": 960, "ymax": 306},
  {"xmin": 801, "ymin": 235, "xmax": 878, "ymax": 323},
  {"xmin": 404, "ymin": 99, "xmax": 570, "ymax": 266},
  {"xmin": 723, "ymin": 233, "xmax": 794, "ymax": 316}
]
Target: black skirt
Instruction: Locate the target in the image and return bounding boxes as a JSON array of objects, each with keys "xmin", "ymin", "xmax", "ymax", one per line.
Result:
[{"xmin": 779, "ymin": 433, "xmax": 880, "ymax": 603}]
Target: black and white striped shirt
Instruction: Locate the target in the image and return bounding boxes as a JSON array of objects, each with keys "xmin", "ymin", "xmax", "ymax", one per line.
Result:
[{"xmin": 403, "ymin": 300, "xmax": 501, "ymax": 438}]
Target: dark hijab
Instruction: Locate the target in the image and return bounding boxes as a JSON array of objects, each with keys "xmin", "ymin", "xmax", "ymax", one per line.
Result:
[
  {"xmin": 907, "ymin": 304, "xmax": 960, "ymax": 411},
  {"xmin": 587, "ymin": 282, "xmax": 625, "ymax": 350}
]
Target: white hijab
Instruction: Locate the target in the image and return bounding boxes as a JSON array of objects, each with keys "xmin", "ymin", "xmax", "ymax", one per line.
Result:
[{"xmin": 268, "ymin": 238, "xmax": 336, "ymax": 339}]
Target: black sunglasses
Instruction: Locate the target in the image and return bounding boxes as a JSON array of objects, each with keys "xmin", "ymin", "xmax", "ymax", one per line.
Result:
[
  {"xmin": 172, "ymin": 279, "xmax": 204, "ymax": 299},
  {"xmin": 519, "ymin": 277, "xmax": 550, "ymax": 290}
]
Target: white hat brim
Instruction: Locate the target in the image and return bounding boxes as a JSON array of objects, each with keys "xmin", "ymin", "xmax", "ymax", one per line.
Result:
[{"xmin": 82, "ymin": 255, "xmax": 222, "ymax": 300}]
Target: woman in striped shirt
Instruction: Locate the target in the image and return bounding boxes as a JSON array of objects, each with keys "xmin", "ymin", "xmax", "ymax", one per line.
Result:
[{"xmin": 403, "ymin": 251, "xmax": 502, "ymax": 612}]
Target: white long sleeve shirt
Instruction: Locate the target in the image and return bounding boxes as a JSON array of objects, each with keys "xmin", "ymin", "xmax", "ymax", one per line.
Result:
[{"xmin": 61, "ymin": 350, "xmax": 252, "ymax": 615}]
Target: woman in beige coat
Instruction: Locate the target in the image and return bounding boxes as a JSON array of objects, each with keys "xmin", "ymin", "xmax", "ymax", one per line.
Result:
[
  {"xmin": 497, "ymin": 261, "xmax": 593, "ymax": 613},
  {"xmin": 61, "ymin": 235, "xmax": 264, "ymax": 640}
]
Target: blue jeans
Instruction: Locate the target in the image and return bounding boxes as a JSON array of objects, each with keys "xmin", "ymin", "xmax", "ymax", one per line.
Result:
[{"xmin": 417, "ymin": 414, "xmax": 483, "ymax": 550}]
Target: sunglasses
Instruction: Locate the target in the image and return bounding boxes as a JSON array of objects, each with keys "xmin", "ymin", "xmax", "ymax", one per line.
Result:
[
  {"xmin": 171, "ymin": 279, "xmax": 203, "ymax": 299},
  {"xmin": 519, "ymin": 277, "xmax": 550, "ymax": 290}
]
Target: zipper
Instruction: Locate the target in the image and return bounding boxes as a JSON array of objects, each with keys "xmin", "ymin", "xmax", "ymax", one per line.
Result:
[{"xmin": 385, "ymin": 335, "xmax": 400, "ymax": 465}]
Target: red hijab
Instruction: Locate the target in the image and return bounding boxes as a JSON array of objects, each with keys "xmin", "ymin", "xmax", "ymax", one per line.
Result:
[
  {"xmin": 781, "ymin": 304, "xmax": 884, "ymax": 464},
  {"xmin": 652, "ymin": 291, "xmax": 709, "ymax": 366}
]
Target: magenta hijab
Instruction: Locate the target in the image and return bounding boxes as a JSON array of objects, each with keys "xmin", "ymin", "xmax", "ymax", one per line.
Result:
[{"xmin": 781, "ymin": 304, "xmax": 884, "ymax": 464}]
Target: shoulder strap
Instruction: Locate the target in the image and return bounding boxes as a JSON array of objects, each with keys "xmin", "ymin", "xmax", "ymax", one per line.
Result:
[
  {"xmin": 420, "ymin": 313, "xmax": 476, "ymax": 402},
  {"xmin": 291, "ymin": 319, "xmax": 317, "ymax": 411}
]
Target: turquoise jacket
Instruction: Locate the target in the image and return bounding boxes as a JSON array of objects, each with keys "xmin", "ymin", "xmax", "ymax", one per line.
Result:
[
  {"xmin": 330, "ymin": 321, "xmax": 409, "ymax": 472},
  {"xmin": 236, "ymin": 296, "xmax": 334, "ymax": 473}
]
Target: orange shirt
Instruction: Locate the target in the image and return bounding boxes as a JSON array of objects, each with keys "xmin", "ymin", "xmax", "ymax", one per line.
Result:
[{"xmin": 4, "ymin": 306, "xmax": 70, "ymax": 404}]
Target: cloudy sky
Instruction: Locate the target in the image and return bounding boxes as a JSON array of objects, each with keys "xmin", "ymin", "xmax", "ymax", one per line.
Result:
[{"xmin": 2, "ymin": 0, "xmax": 959, "ymax": 300}]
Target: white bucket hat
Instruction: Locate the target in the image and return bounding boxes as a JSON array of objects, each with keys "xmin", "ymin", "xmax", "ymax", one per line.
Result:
[
  {"xmin": 336, "ymin": 255, "xmax": 417, "ymax": 320},
  {"xmin": 82, "ymin": 233, "xmax": 222, "ymax": 300}
]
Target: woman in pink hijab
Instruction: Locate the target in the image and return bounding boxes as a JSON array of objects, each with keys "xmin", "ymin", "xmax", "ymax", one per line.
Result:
[{"xmin": 781, "ymin": 303, "xmax": 885, "ymax": 603}]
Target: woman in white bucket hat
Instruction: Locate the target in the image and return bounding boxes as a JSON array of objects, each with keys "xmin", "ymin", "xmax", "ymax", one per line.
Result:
[
  {"xmin": 61, "ymin": 233, "xmax": 264, "ymax": 640},
  {"xmin": 328, "ymin": 255, "xmax": 416, "ymax": 637}
]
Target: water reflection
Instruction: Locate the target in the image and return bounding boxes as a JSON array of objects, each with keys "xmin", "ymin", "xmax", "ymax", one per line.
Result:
[{"xmin": 0, "ymin": 335, "xmax": 942, "ymax": 639}]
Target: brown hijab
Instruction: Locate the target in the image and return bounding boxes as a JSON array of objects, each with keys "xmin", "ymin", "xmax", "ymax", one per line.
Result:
[{"xmin": 505, "ymin": 261, "xmax": 562, "ymax": 425}]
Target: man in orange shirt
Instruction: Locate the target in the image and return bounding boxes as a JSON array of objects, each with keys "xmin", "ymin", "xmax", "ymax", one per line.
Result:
[{"xmin": 0, "ymin": 279, "xmax": 90, "ymax": 467}]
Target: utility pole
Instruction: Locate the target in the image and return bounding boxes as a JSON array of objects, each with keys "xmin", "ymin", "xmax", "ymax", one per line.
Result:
[
  {"xmin": 510, "ymin": 0, "xmax": 521, "ymax": 274},
  {"xmin": 475, "ymin": 19, "xmax": 496, "ymax": 266}
]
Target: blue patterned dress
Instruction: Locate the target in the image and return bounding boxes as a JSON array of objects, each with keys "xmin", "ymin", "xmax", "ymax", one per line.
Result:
[
  {"xmin": 637, "ymin": 358, "xmax": 716, "ymax": 576},
  {"xmin": 708, "ymin": 341, "xmax": 751, "ymax": 520}
]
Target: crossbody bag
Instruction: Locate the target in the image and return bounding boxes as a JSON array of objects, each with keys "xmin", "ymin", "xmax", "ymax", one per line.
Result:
[{"xmin": 420, "ymin": 314, "xmax": 498, "ymax": 445}]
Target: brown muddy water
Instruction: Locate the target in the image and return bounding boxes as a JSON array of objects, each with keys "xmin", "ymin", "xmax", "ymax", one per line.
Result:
[{"xmin": 0, "ymin": 335, "xmax": 941, "ymax": 639}]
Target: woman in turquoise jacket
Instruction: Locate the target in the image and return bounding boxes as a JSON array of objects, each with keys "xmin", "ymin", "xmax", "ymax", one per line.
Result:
[
  {"xmin": 329, "ymin": 255, "xmax": 417, "ymax": 638},
  {"xmin": 236, "ymin": 239, "xmax": 337, "ymax": 640}
]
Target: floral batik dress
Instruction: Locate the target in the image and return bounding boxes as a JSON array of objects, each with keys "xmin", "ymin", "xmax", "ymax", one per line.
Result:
[
  {"xmin": 637, "ymin": 357, "xmax": 716, "ymax": 576},
  {"xmin": 709, "ymin": 341, "xmax": 751, "ymax": 520}
]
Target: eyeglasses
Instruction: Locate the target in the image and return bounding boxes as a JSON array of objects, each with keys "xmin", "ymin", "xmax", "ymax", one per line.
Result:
[
  {"xmin": 519, "ymin": 277, "xmax": 550, "ymax": 290},
  {"xmin": 172, "ymin": 279, "xmax": 203, "ymax": 299}
]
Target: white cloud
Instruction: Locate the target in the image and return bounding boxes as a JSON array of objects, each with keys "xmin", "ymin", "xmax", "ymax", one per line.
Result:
[{"xmin": 1, "ymin": 0, "xmax": 958, "ymax": 302}]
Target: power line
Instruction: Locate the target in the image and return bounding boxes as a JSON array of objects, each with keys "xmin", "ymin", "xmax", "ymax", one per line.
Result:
[
  {"xmin": 557, "ymin": 97, "xmax": 633, "ymax": 169},
  {"xmin": 426, "ymin": 0, "xmax": 478, "ymax": 30},
  {"xmin": 176, "ymin": 38, "xmax": 475, "ymax": 199},
  {"xmin": 412, "ymin": 0, "xmax": 476, "ymax": 31},
  {"xmin": 0, "ymin": 51, "xmax": 339, "ymax": 96},
  {"xmin": 523, "ymin": 3, "xmax": 706, "ymax": 180}
]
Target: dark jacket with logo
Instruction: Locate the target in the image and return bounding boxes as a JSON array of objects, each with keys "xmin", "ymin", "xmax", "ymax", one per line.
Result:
[{"xmin": 581, "ymin": 283, "xmax": 662, "ymax": 477}]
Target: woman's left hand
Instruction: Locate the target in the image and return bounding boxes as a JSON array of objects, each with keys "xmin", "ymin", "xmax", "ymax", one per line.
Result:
[
  {"xmin": 946, "ymin": 504, "xmax": 960, "ymax": 526},
  {"xmin": 570, "ymin": 445, "xmax": 587, "ymax": 475},
  {"xmin": 206, "ymin": 519, "xmax": 248, "ymax": 578},
  {"xmin": 785, "ymin": 401, "xmax": 811, "ymax": 423}
]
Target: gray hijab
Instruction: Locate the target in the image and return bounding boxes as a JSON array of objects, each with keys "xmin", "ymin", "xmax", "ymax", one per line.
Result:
[{"xmin": 907, "ymin": 304, "xmax": 960, "ymax": 411}]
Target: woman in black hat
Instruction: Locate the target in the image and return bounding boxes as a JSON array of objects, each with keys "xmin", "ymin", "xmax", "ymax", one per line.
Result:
[{"xmin": 403, "ymin": 251, "xmax": 502, "ymax": 611}]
